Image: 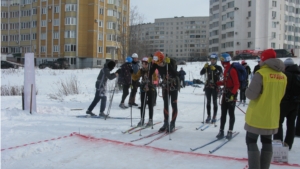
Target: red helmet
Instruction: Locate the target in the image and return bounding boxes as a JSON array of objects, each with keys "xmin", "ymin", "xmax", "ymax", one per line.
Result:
[
  {"xmin": 153, "ymin": 51, "xmax": 164, "ymax": 64},
  {"xmin": 241, "ymin": 60, "xmax": 247, "ymax": 65}
]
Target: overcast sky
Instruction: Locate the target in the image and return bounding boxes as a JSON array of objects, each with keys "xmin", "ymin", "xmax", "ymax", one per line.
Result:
[{"xmin": 130, "ymin": 0, "xmax": 210, "ymax": 23}]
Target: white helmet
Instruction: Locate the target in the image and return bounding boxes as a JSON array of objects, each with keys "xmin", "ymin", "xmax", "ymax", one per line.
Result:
[{"xmin": 132, "ymin": 53, "xmax": 138, "ymax": 58}]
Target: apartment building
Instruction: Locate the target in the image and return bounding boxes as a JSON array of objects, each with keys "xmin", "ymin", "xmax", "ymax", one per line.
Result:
[
  {"xmin": 130, "ymin": 16, "xmax": 210, "ymax": 61},
  {"xmin": 1, "ymin": 0, "xmax": 130, "ymax": 68},
  {"xmin": 209, "ymin": 0, "xmax": 300, "ymax": 56}
]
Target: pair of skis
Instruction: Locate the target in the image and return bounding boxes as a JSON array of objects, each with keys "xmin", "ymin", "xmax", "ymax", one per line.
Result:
[
  {"xmin": 190, "ymin": 132, "xmax": 239, "ymax": 153},
  {"xmin": 121, "ymin": 121, "xmax": 162, "ymax": 134},
  {"xmin": 76, "ymin": 115, "xmax": 138, "ymax": 120},
  {"xmin": 130, "ymin": 126, "xmax": 183, "ymax": 145},
  {"xmin": 196, "ymin": 118, "xmax": 220, "ymax": 131}
]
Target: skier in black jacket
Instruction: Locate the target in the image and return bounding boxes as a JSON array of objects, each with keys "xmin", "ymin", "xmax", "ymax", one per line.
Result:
[
  {"xmin": 238, "ymin": 60, "xmax": 252, "ymax": 106},
  {"xmin": 200, "ymin": 54, "xmax": 223, "ymax": 123},
  {"xmin": 86, "ymin": 61, "xmax": 119, "ymax": 116},
  {"xmin": 178, "ymin": 67, "xmax": 186, "ymax": 88}
]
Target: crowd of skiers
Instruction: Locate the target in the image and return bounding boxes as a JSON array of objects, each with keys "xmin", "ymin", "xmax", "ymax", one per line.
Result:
[{"xmin": 85, "ymin": 49, "xmax": 300, "ymax": 169}]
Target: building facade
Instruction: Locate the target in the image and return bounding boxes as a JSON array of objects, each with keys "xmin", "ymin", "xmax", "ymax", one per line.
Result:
[
  {"xmin": 130, "ymin": 16, "xmax": 210, "ymax": 61},
  {"xmin": 209, "ymin": 0, "xmax": 300, "ymax": 56},
  {"xmin": 1, "ymin": 0, "xmax": 130, "ymax": 68}
]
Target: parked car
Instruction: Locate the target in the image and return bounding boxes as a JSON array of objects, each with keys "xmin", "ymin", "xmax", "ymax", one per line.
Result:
[
  {"xmin": 274, "ymin": 49, "xmax": 293, "ymax": 58},
  {"xmin": 38, "ymin": 58, "xmax": 70, "ymax": 69},
  {"xmin": 1, "ymin": 61, "xmax": 18, "ymax": 69},
  {"xmin": 232, "ymin": 53, "xmax": 254, "ymax": 60}
]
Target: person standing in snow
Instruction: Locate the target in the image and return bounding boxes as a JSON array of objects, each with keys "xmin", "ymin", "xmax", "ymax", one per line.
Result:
[
  {"xmin": 244, "ymin": 49, "xmax": 287, "ymax": 169},
  {"xmin": 238, "ymin": 60, "xmax": 251, "ymax": 106},
  {"xmin": 132, "ymin": 57, "xmax": 158, "ymax": 127},
  {"xmin": 215, "ymin": 53, "xmax": 239, "ymax": 140},
  {"xmin": 273, "ymin": 58, "xmax": 300, "ymax": 150},
  {"xmin": 178, "ymin": 67, "xmax": 186, "ymax": 88},
  {"xmin": 200, "ymin": 54, "xmax": 223, "ymax": 123},
  {"xmin": 149, "ymin": 51, "xmax": 180, "ymax": 133},
  {"xmin": 118, "ymin": 56, "xmax": 133, "ymax": 109},
  {"xmin": 86, "ymin": 60, "xmax": 120, "ymax": 116},
  {"xmin": 128, "ymin": 53, "xmax": 140, "ymax": 107},
  {"xmin": 253, "ymin": 57, "xmax": 261, "ymax": 73}
]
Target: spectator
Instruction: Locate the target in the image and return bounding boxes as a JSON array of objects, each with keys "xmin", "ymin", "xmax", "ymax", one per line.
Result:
[
  {"xmin": 178, "ymin": 67, "xmax": 186, "ymax": 88},
  {"xmin": 238, "ymin": 60, "xmax": 251, "ymax": 106}
]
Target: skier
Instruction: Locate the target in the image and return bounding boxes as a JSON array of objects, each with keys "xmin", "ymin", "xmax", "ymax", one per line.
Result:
[
  {"xmin": 244, "ymin": 49, "xmax": 287, "ymax": 169},
  {"xmin": 118, "ymin": 56, "xmax": 133, "ymax": 109},
  {"xmin": 128, "ymin": 53, "xmax": 140, "ymax": 107},
  {"xmin": 178, "ymin": 67, "xmax": 186, "ymax": 88},
  {"xmin": 86, "ymin": 60, "xmax": 120, "ymax": 116},
  {"xmin": 149, "ymin": 51, "xmax": 180, "ymax": 132},
  {"xmin": 215, "ymin": 53, "xmax": 239, "ymax": 140},
  {"xmin": 132, "ymin": 57, "xmax": 158, "ymax": 127},
  {"xmin": 273, "ymin": 58, "xmax": 300, "ymax": 150},
  {"xmin": 238, "ymin": 60, "xmax": 251, "ymax": 106},
  {"xmin": 200, "ymin": 54, "xmax": 223, "ymax": 123}
]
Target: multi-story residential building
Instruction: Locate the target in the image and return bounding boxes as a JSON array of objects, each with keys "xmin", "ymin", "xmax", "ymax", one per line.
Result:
[
  {"xmin": 130, "ymin": 16, "xmax": 210, "ymax": 61},
  {"xmin": 209, "ymin": 0, "xmax": 300, "ymax": 56},
  {"xmin": 1, "ymin": 0, "xmax": 130, "ymax": 68}
]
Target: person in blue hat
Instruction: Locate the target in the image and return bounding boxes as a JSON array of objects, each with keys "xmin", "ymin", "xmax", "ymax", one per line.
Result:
[{"xmin": 118, "ymin": 56, "xmax": 133, "ymax": 109}]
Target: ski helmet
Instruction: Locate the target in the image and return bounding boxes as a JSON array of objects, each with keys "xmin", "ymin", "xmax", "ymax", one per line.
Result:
[
  {"xmin": 125, "ymin": 56, "xmax": 132, "ymax": 63},
  {"xmin": 153, "ymin": 51, "xmax": 164, "ymax": 64},
  {"xmin": 141, "ymin": 57, "xmax": 148, "ymax": 63},
  {"xmin": 132, "ymin": 53, "xmax": 138, "ymax": 58},
  {"xmin": 219, "ymin": 53, "xmax": 231, "ymax": 62},
  {"xmin": 210, "ymin": 53, "xmax": 218, "ymax": 59}
]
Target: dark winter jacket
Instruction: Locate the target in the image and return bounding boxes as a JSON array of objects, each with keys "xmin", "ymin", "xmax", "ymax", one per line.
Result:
[
  {"xmin": 244, "ymin": 65, "xmax": 251, "ymax": 86},
  {"xmin": 200, "ymin": 64, "xmax": 223, "ymax": 88},
  {"xmin": 281, "ymin": 64, "xmax": 300, "ymax": 101},
  {"xmin": 96, "ymin": 61, "xmax": 117, "ymax": 96},
  {"xmin": 118, "ymin": 63, "xmax": 133, "ymax": 85},
  {"xmin": 131, "ymin": 60, "xmax": 140, "ymax": 81},
  {"xmin": 253, "ymin": 64, "xmax": 260, "ymax": 73},
  {"xmin": 179, "ymin": 70, "xmax": 186, "ymax": 80}
]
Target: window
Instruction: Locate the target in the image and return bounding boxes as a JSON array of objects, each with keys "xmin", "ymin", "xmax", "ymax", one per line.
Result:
[
  {"xmin": 32, "ymin": 8, "xmax": 37, "ymax": 15},
  {"xmin": 272, "ymin": 22, "xmax": 277, "ymax": 28},
  {"xmin": 53, "ymin": 19, "xmax": 59, "ymax": 26},
  {"xmin": 42, "ymin": 7, "xmax": 47, "ymax": 14},
  {"xmin": 107, "ymin": 34, "xmax": 115, "ymax": 41},
  {"xmin": 41, "ymin": 46, "xmax": 46, "ymax": 53},
  {"xmin": 248, "ymin": 21, "xmax": 251, "ymax": 27},
  {"xmin": 98, "ymin": 20, "xmax": 103, "ymax": 27},
  {"xmin": 41, "ymin": 33, "xmax": 46, "ymax": 40},
  {"xmin": 272, "ymin": 11, "xmax": 276, "ymax": 18},
  {"xmin": 32, "ymin": 21, "xmax": 37, "ymax": 27},
  {"xmin": 272, "ymin": 32, "xmax": 276, "ymax": 38},
  {"xmin": 41, "ymin": 20, "xmax": 46, "ymax": 27},
  {"xmin": 247, "ymin": 42, "xmax": 251, "ymax": 48},
  {"xmin": 65, "ymin": 17, "xmax": 77, "ymax": 25},
  {"xmin": 53, "ymin": 45, "xmax": 59, "ymax": 52},
  {"xmin": 98, "ymin": 46, "xmax": 103, "ymax": 53},
  {"xmin": 65, "ymin": 4, "xmax": 77, "ymax": 11},
  {"xmin": 272, "ymin": 1, "xmax": 277, "ymax": 7},
  {"xmin": 32, "ymin": 33, "xmax": 36, "ymax": 40},
  {"xmin": 53, "ymin": 32, "xmax": 59, "ymax": 39},
  {"xmin": 248, "ymin": 32, "xmax": 251, "ymax": 38},
  {"xmin": 107, "ymin": 22, "xmax": 115, "ymax": 29},
  {"xmin": 248, "ymin": 1, "xmax": 251, "ymax": 6},
  {"xmin": 98, "ymin": 33, "xmax": 103, "ymax": 40},
  {"xmin": 108, "ymin": 0, "xmax": 114, "ymax": 4},
  {"xmin": 248, "ymin": 11, "xmax": 251, "ymax": 17},
  {"xmin": 54, "ymin": 6, "xmax": 59, "ymax": 13},
  {"xmin": 64, "ymin": 44, "xmax": 76, "ymax": 52},
  {"xmin": 99, "ymin": 8, "xmax": 104, "ymax": 15},
  {"xmin": 107, "ymin": 9, "xmax": 113, "ymax": 16},
  {"xmin": 64, "ymin": 31, "xmax": 76, "ymax": 38},
  {"xmin": 271, "ymin": 42, "xmax": 276, "ymax": 48}
]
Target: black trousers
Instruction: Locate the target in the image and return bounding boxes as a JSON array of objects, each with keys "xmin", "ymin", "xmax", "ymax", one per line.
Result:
[
  {"xmin": 128, "ymin": 80, "xmax": 139, "ymax": 104},
  {"xmin": 273, "ymin": 101, "xmax": 298, "ymax": 149},
  {"xmin": 296, "ymin": 105, "xmax": 300, "ymax": 136},
  {"xmin": 140, "ymin": 88, "xmax": 155, "ymax": 120},
  {"xmin": 121, "ymin": 84, "xmax": 130, "ymax": 103},
  {"xmin": 239, "ymin": 88, "xmax": 246, "ymax": 101},
  {"xmin": 87, "ymin": 90, "xmax": 107, "ymax": 113},
  {"xmin": 205, "ymin": 87, "xmax": 218, "ymax": 117},
  {"xmin": 220, "ymin": 97, "xmax": 236, "ymax": 131},
  {"xmin": 162, "ymin": 89, "xmax": 178, "ymax": 124},
  {"xmin": 180, "ymin": 78, "xmax": 185, "ymax": 87}
]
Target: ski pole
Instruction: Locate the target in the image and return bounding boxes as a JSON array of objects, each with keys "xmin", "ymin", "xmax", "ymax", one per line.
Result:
[
  {"xmin": 235, "ymin": 104, "xmax": 246, "ymax": 114},
  {"xmin": 166, "ymin": 60, "xmax": 172, "ymax": 140}
]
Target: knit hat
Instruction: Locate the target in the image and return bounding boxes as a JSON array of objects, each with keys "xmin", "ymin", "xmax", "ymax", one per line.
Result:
[
  {"xmin": 241, "ymin": 60, "xmax": 247, "ymax": 65},
  {"xmin": 261, "ymin": 49, "xmax": 276, "ymax": 62},
  {"xmin": 284, "ymin": 58, "xmax": 294, "ymax": 66},
  {"xmin": 107, "ymin": 61, "xmax": 116, "ymax": 71}
]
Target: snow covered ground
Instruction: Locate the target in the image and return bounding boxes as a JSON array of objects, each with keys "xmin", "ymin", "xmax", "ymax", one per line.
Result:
[{"xmin": 1, "ymin": 58, "xmax": 300, "ymax": 169}]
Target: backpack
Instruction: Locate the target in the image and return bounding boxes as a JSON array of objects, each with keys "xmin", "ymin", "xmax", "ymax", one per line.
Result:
[
  {"xmin": 291, "ymin": 73, "xmax": 300, "ymax": 102},
  {"xmin": 228, "ymin": 62, "xmax": 248, "ymax": 89}
]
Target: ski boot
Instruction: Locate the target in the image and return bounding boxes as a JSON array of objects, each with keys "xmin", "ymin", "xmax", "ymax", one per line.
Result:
[
  {"xmin": 167, "ymin": 121, "xmax": 175, "ymax": 133},
  {"xmin": 99, "ymin": 112, "xmax": 108, "ymax": 117},
  {"xmin": 119, "ymin": 103, "xmax": 128, "ymax": 109},
  {"xmin": 205, "ymin": 116, "xmax": 211, "ymax": 123},
  {"xmin": 86, "ymin": 110, "xmax": 96, "ymax": 116},
  {"xmin": 216, "ymin": 130, "xmax": 224, "ymax": 139},
  {"xmin": 243, "ymin": 100, "xmax": 246, "ymax": 107},
  {"xmin": 145, "ymin": 119, "xmax": 153, "ymax": 127},
  {"xmin": 211, "ymin": 116, "xmax": 217, "ymax": 123},
  {"xmin": 226, "ymin": 131, "xmax": 233, "ymax": 140},
  {"xmin": 158, "ymin": 121, "xmax": 169, "ymax": 132},
  {"xmin": 137, "ymin": 120, "xmax": 144, "ymax": 127}
]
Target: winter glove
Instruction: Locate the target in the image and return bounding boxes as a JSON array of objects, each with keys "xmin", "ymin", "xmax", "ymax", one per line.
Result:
[
  {"xmin": 226, "ymin": 92, "xmax": 235, "ymax": 102},
  {"xmin": 210, "ymin": 65, "xmax": 216, "ymax": 71},
  {"xmin": 148, "ymin": 57, "xmax": 152, "ymax": 63},
  {"xmin": 165, "ymin": 57, "xmax": 170, "ymax": 64},
  {"xmin": 204, "ymin": 63, "xmax": 209, "ymax": 68}
]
